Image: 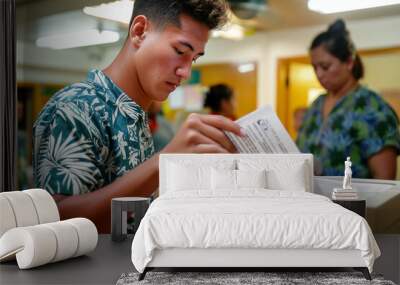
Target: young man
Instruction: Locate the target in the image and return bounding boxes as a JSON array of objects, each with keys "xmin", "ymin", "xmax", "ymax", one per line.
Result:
[{"xmin": 33, "ymin": 0, "xmax": 243, "ymax": 233}]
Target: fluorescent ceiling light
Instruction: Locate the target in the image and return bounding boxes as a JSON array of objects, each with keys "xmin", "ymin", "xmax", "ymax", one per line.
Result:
[
  {"xmin": 212, "ymin": 24, "xmax": 245, "ymax": 40},
  {"xmin": 36, "ymin": 29, "xmax": 120, "ymax": 50},
  {"xmin": 83, "ymin": 0, "xmax": 134, "ymax": 24},
  {"xmin": 308, "ymin": 0, "xmax": 400, "ymax": 14},
  {"xmin": 238, "ymin": 63, "xmax": 255, "ymax": 73}
]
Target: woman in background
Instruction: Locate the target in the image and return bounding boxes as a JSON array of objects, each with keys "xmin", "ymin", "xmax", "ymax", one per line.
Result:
[
  {"xmin": 296, "ymin": 19, "xmax": 400, "ymax": 179},
  {"xmin": 204, "ymin": 84, "xmax": 236, "ymax": 120}
]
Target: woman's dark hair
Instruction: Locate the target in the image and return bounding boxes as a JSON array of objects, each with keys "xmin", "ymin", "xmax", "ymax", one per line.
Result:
[
  {"xmin": 204, "ymin": 84, "xmax": 233, "ymax": 113},
  {"xmin": 129, "ymin": 0, "xmax": 228, "ymax": 31},
  {"xmin": 310, "ymin": 19, "xmax": 364, "ymax": 79}
]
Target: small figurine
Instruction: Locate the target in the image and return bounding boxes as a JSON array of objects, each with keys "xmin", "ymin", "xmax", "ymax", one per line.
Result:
[
  {"xmin": 342, "ymin": 157, "xmax": 352, "ymax": 190},
  {"xmin": 332, "ymin": 157, "xmax": 358, "ymax": 200}
]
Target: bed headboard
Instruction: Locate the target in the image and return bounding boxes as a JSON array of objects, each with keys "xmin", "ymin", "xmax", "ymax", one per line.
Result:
[{"xmin": 159, "ymin": 153, "xmax": 314, "ymax": 195}]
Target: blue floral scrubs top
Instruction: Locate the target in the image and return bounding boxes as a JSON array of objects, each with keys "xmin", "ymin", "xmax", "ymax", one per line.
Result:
[
  {"xmin": 33, "ymin": 69, "xmax": 154, "ymax": 195},
  {"xmin": 296, "ymin": 86, "xmax": 400, "ymax": 178}
]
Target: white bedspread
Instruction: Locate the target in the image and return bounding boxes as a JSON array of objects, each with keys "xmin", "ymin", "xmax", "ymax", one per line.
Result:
[{"xmin": 131, "ymin": 190, "xmax": 380, "ymax": 273}]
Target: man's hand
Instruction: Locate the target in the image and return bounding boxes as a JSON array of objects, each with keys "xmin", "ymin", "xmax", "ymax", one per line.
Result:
[{"xmin": 162, "ymin": 113, "xmax": 243, "ymax": 154}]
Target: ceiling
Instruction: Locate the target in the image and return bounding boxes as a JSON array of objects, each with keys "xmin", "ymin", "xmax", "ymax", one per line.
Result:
[
  {"xmin": 233, "ymin": 0, "xmax": 400, "ymax": 31},
  {"xmin": 16, "ymin": 0, "xmax": 400, "ymax": 29},
  {"xmin": 15, "ymin": 0, "xmax": 400, "ymax": 48}
]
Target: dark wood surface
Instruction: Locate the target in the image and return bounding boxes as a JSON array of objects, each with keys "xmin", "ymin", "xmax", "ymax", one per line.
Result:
[
  {"xmin": 333, "ymin": 199, "xmax": 366, "ymax": 218},
  {"xmin": 1, "ymin": 235, "xmax": 398, "ymax": 284},
  {"xmin": 0, "ymin": 235, "xmax": 134, "ymax": 285}
]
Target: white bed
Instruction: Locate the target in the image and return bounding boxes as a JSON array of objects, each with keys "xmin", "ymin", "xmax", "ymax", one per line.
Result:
[{"xmin": 131, "ymin": 154, "xmax": 380, "ymax": 280}]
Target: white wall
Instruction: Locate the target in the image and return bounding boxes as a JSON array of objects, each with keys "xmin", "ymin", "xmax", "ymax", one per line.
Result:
[
  {"xmin": 363, "ymin": 54, "xmax": 400, "ymax": 91},
  {"xmin": 17, "ymin": 40, "xmax": 109, "ymax": 84},
  {"xmin": 19, "ymin": 15, "xmax": 400, "ymax": 106}
]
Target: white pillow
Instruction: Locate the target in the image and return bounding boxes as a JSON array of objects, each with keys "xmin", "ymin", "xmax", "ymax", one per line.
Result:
[
  {"xmin": 266, "ymin": 166, "xmax": 306, "ymax": 191},
  {"xmin": 236, "ymin": 169, "xmax": 267, "ymax": 189},
  {"xmin": 211, "ymin": 169, "xmax": 268, "ymax": 190},
  {"xmin": 167, "ymin": 160, "xmax": 236, "ymax": 191},
  {"xmin": 211, "ymin": 168, "xmax": 236, "ymax": 190},
  {"xmin": 238, "ymin": 159, "xmax": 307, "ymax": 191},
  {"xmin": 167, "ymin": 163, "xmax": 210, "ymax": 191}
]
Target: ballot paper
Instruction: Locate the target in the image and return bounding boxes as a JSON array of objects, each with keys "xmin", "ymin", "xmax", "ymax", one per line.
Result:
[{"xmin": 225, "ymin": 106, "xmax": 300, "ymax": 153}]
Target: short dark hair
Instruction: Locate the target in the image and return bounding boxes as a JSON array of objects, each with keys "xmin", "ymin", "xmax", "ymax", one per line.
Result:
[
  {"xmin": 310, "ymin": 19, "xmax": 364, "ymax": 80},
  {"xmin": 204, "ymin": 84, "xmax": 233, "ymax": 112},
  {"xmin": 129, "ymin": 0, "xmax": 228, "ymax": 31}
]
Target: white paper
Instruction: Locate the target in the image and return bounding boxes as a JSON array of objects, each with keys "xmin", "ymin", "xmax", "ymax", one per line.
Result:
[{"xmin": 225, "ymin": 106, "xmax": 299, "ymax": 153}]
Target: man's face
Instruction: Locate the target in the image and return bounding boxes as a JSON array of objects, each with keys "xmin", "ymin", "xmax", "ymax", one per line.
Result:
[{"xmin": 134, "ymin": 14, "xmax": 209, "ymax": 104}]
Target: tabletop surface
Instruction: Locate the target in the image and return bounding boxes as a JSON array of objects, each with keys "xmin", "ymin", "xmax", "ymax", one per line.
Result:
[{"xmin": 0, "ymin": 235, "xmax": 134, "ymax": 285}]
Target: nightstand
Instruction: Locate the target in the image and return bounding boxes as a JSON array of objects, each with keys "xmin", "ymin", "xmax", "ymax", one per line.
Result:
[
  {"xmin": 332, "ymin": 199, "xmax": 366, "ymax": 218},
  {"xmin": 111, "ymin": 197, "xmax": 151, "ymax": 242}
]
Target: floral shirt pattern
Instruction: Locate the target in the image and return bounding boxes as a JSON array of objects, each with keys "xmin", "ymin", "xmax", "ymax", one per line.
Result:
[
  {"xmin": 33, "ymin": 69, "xmax": 154, "ymax": 195},
  {"xmin": 296, "ymin": 86, "xmax": 400, "ymax": 178}
]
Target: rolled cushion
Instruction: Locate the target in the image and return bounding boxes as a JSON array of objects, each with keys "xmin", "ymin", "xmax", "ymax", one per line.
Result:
[
  {"xmin": 1, "ymin": 191, "xmax": 39, "ymax": 228},
  {"xmin": 0, "ymin": 225, "xmax": 57, "ymax": 268},
  {"xmin": 23, "ymin": 189, "xmax": 60, "ymax": 224},
  {"xmin": 0, "ymin": 218, "xmax": 98, "ymax": 269},
  {"xmin": 65, "ymin": 218, "xmax": 98, "ymax": 257},
  {"xmin": 42, "ymin": 221, "xmax": 79, "ymax": 262},
  {"xmin": 0, "ymin": 189, "xmax": 60, "ymax": 238},
  {"xmin": 0, "ymin": 196, "xmax": 17, "ymax": 237}
]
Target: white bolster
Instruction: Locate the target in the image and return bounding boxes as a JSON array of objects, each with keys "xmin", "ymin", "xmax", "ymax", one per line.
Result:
[
  {"xmin": 0, "ymin": 196, "xmax": 17, "ymax": 237},
  {"xmin": 42, "ymin": 221, "xmax": 79, "ymax": 263},
  {"xmin": 1, "ymin": 191, "xmax": 39, "ymax": 227},
  {"xmin": 65, "ymin": 218, "xmax": 98, "ymax": 257},
  {"xmin": 0, "ymin": 226, "xmax": 57, "ymax": 268},
  {"xmin": 0, "ymin": 218, "xmax": 98, "ymax": 269},
  {"xmin": 0, "ymin": 189, "xmax": 59, "ymax": 239},
  {"xmin": 23, "ymin": 189, "xmax": 60, "ymax": 223}
]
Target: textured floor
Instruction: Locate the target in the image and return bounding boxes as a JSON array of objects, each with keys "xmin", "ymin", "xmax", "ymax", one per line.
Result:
[{"xmin": 117, "ymin": 271, "xmax": 396, "ymax": 285}]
